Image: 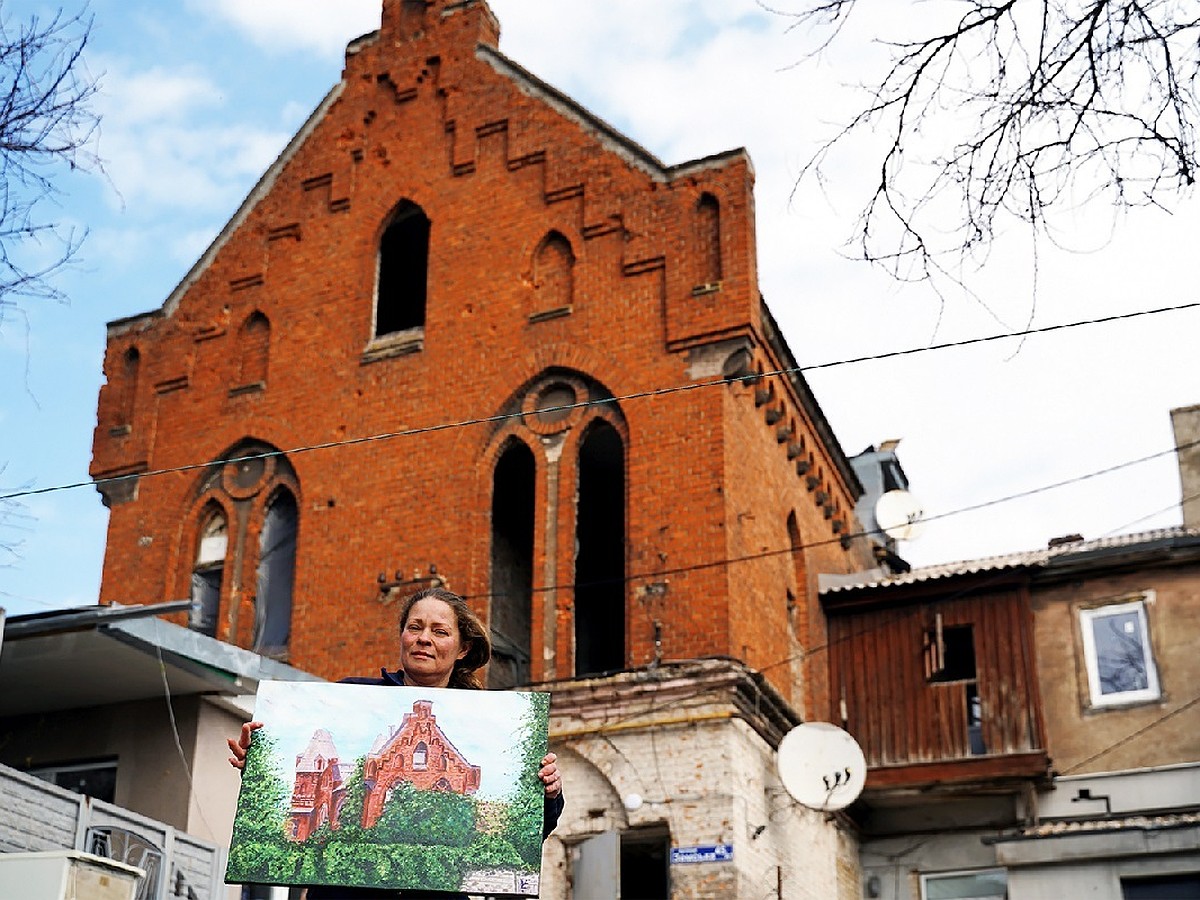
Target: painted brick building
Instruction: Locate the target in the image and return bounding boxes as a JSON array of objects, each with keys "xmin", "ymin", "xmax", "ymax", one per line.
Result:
[
  {"xmin": 89, "ymin": 1, "xmax": 875, "ymax": 894},
  {"xmin": 288, "ymin": 728, "xmax": 348, "ymax": 842},
  {"xmin": 361, "ymin": 699, "xmax": 481, "ymax": 828}
]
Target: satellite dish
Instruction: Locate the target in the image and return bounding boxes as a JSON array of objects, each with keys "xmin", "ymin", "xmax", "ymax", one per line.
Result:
[
  {"xmin": 776, "ymin": 722, "xmax": 867, "ymax": 811},
  {"xmin": 875, "ymin": 490, "xmax": 925, "ymax": 542}
]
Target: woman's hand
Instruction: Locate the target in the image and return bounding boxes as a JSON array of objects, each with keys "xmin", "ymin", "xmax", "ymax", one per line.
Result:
[
  {"xmin": 538, "ymin": 752, "xmax": 562, "ymax": 799},
  {"xmin": 227, "ymin": 721, "xmax": 263, "ymax": 770}
]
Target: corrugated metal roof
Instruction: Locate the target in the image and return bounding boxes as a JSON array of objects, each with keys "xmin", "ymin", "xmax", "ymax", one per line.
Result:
[
  {"xmin": 820, "ymin": 527, "xmax": 1200, "ymax": 594},
  {"xmin": 991, "ymin": 811, "xmax": 1200, "ymax": 842}
]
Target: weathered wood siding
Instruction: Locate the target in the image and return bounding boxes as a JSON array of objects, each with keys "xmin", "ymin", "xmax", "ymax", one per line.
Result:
[{"xmin": 827, "ymin": 587, "xmax": 1044, "ymax": 768}]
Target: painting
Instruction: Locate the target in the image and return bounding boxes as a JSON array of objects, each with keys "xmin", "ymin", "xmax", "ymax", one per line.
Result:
[{"xmin": 225, "ymin": 681, "xmax": 551, "ymax": 896}]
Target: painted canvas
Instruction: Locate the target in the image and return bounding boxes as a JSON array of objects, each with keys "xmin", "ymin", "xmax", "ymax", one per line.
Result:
[{"xmin": 225, "ymin": 681, "xmax": 551, "ymax": 896}]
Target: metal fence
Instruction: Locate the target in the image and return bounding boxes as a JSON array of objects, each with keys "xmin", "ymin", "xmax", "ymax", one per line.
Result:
[{"xmin": 0, "ymin": 762, "xmax": 224, "ymax": 900}]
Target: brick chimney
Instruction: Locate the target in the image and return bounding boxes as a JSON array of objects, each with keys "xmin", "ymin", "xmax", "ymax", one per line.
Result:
[
  {"xmin": 379, "ymin": 0, "xmax": 500, "ymax": 48},
  {"xmin": 1171, "ymin": 404, "xmax": 1200, "ymax": 530}
]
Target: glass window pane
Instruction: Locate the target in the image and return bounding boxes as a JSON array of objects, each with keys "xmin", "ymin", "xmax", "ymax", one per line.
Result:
[
  {"xmin": 1091, "ymin": 610, "xmax": 1149, "ymax": 695},
  {"xmin": 924, "ymin": 868, "xmax": 1007, "ymax": 900}
]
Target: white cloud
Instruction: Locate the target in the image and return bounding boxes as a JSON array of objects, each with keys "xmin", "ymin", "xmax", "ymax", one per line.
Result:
[
  {"xmin": 97, "ymin": 64, "xmax": 221, "ymax": 125},
  {"xmin": 191, "ymin": 0, "xmax": 381, "ymax": 58}
]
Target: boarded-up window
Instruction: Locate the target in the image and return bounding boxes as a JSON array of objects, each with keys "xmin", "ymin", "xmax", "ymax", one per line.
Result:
[
  {"xmin": 532, "ymin": 231, "xmax": 574, "ymax": 315},
  {"xmin": 376, "ymin": 201, "xmax": 431, "ymax": 336},
  {"xmin": 695, "ymin": 193, "xmax": 722, "ymax": 286},
  {"xmin": 238, "ymin": 312, "xmax": 270, "ymax": 387}
]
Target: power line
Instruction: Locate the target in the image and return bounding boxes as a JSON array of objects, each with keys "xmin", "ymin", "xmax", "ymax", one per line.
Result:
[
  {"xmin": 460, "ymin": 436, "xmax": 1199, "ymax": 604},
  {"xmin": 2, "ymin": 300, "xmax": 1196, "ymax": 504}
]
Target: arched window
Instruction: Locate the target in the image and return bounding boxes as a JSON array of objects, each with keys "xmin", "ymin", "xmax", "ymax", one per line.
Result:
[
  {"xmin": 695, "ymin": 193, "xmax": 722, "ymax": 286},
  {"xmin": 413, "ymin": 742, "xmax": 428, "ymax": 770},
  {"xmin": 575, "ymin": 419, "xmax": 626, "ymax": 677},
  {"xmin": 376, "ymin": 201, "xmax": 431, "ymax": 337},
  {"xmin": 237, "ymin": 311, "xmax": 270, "ymax": 387},
  {"xmin": 489, "ymin": 440, "xmax": 536, "ymax": 689},
  {"xmin": 532, "ymin": 231, "xmax": 574, "ymax": 316},
  {"xmin": 254, "ymin": 489, "xmax": 298, "ymax": 656},
  {"xmin": 190, "ymin": 508, "xmax": 228, "ymax": 637}
]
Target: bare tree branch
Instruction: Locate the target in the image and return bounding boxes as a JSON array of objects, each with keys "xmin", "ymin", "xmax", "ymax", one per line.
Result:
[
  {"xmin": 787, "ymin": 0, "xmax": 1200, "ymax": 284},
  {"xmin": 0, "ymin": 3, "xmax": 100, "ymax": 327}
]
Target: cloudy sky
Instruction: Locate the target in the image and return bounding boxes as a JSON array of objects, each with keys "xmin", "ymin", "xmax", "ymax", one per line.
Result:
[{"xmin": 1, "ymin": 0, "xmax": 1196, "ymax": 616}]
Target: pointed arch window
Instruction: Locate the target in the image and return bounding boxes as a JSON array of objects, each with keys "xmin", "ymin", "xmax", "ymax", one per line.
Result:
[
  {"xmin": 376, "ymin": 201, "xmax": 431, "ymax": 337},
  {"xmin": 237, "ymin": 311, "xmax": 270, "ymax": 389},
  {"xmin": 190, "ymin": 509, "xmax": 228, "ymax": 637},
  {"xmin": 575, "ymin": 419, "xmax": 627, "ymax": 677},
  {"xmin": 254, "ymin": 489, "xmax": 298, "ymax": 656},
  {"xmin": 413, "ymin": 742, "xmax": 428, "ymax": 771},
  {"xmin": 531, "ymin": 231, "xmax": 574, "ymax": 320},
  {"xmin": 489, "ymin": 440, "xmax": 536, "ymax": 689}
]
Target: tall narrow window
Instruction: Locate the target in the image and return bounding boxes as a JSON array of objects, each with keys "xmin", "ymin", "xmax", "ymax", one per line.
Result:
[
  {"xmin": 786, "ymin": 512, "xmax": 807, "ymax": 634},
  {"xmin": 490, "ymin": 441, "xmax": 536, "ymax": 688},
  {"xmin": 254, "ymin": 489, "xmax": 298, "ymax": 656},
  {"xmin": 237, "ymin": 311, "xmax": 270, "ymax": 387},
  {"xmin": 532, "ymin": 231, "xmax": 574, "ymax": 316},
  {"xmin": 695, "ymin": 193, "xmax": 722, "ymax": 286},
  {"xmin": 116, "ymin": 347, "xmax": 140, "ymax": 428},
  {"xmin": 1080, "ymin": 597, "xmax": 1160, "ymax": 706},
  {"xmin": 376, "ymin": 201, "xmax": 431, "ymax": 337},
  {"xmin": 191, "ymin": 510, "xmax": 228, "ymax": 637},
  {"xmin": 575, "ymin": 420, "xmax": 626, "ymax": 677}
]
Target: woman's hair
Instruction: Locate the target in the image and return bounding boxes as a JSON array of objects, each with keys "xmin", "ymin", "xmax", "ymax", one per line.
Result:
[{"xmin": 399, "ymin": 586, "xmax": 492, "ymax": 690}]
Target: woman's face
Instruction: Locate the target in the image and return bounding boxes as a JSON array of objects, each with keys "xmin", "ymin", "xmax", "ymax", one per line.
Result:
[{"xmin": 400, "ymin": 598, "xmax": 469, "ymax": 688}]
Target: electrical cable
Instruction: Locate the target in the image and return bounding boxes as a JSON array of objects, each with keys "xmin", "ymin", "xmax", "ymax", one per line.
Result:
[
  {"xmin": 459, "ymin": 436, "xmax": 1200, "ymax": 606},
  {"xmin": 2, "ymin": 299, "xmax": 1196, "ymax": 504}
]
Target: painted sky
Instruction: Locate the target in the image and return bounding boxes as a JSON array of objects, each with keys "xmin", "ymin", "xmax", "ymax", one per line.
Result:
[
  {"xmin": 1, "ymin": 0, "xmax": 1196, "ymax": 616},
  {"xmin": 252, "ymin": 681, "xmax": 547, "ymax": 801}
]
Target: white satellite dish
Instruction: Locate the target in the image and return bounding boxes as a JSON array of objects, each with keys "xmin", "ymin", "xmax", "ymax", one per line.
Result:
[
  {"xmin": 776, "ymin": 722, "xmax": 867, "ymax": 812},
  {"xmin": 875, "ymin": 490, "xmax": 925, "ymax": 542}
]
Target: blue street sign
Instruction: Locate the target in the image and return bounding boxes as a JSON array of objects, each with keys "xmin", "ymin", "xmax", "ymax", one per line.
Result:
[{"xmin": 670, "ymin": 844, "xmax": 734, "ymax": 865}]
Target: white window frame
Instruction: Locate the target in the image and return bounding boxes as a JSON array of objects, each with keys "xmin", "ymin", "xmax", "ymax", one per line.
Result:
[
  {"xmin": 1079, "ymin": 595, "xmax": 1161, "ymax": 707},
  {"xmin": 919, "ymin": 867, "xmax": 1007, "ymax": 900}
]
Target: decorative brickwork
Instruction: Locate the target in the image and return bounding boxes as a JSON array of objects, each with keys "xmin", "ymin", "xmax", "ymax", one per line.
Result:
[
  {"xmin": 288, "ymin": 729, "xmax": 347, "ymax": 842},
  {"xmin": 361, "ymin": 700, "xmax": 480, "ymax": 829},
  {"xmin": 90, "ymin": 0, "xmax": 872, "ymax": 708}
]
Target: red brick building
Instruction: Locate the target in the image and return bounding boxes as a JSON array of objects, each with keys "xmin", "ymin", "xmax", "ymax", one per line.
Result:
[
  {"xmin": 360, "ymin": 699, "xmax": 481, "ymax": 829},
  {"xmin": 288, "ymin": 728, "xmax": 348, "ymax": 842},
  {"xmin": 89, "ymin": 0, "xmax": 870, "ymax": 713}
]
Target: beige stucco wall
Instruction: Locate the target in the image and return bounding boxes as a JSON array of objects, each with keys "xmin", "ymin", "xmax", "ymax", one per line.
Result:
[
  {"xmin": 540, "ymin": 715, "xmax": 859, "ymax": 899},
  {"xmin": 0, "ymin": 694, "xmax": 246, "ymax": 848},
  {"xmin": 1032, "ymin": 565, "xmax": 1200, "ymax": 775}
]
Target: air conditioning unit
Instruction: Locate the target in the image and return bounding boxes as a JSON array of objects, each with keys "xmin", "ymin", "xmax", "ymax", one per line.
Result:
[{"xmin": 0, "ymin": 851, "xmax": 143, "ymax": 900}]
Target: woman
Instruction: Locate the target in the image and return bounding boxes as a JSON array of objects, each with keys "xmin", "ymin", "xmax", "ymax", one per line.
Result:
[{"xmin": 228, "ymin": 586, "xmax": 563, "ymax": 899}]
